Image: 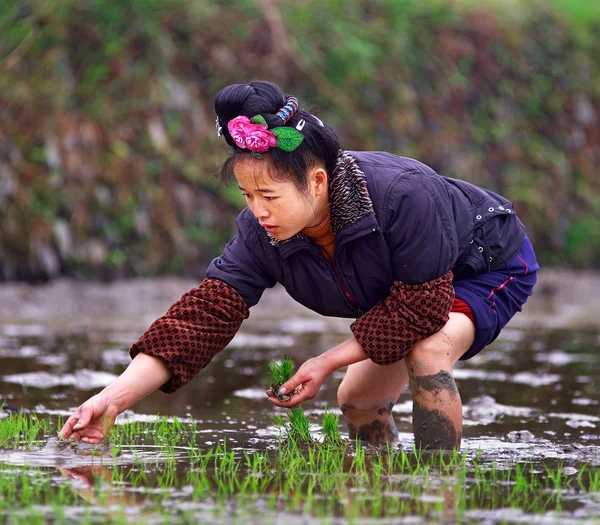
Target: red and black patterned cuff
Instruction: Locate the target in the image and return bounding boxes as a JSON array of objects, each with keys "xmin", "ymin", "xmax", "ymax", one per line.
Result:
[
  {"xmin": 129, "ymin": 278, "xmax": 249, "ymax": 393},
  {"xmin": 350, "ymin": 271, "xmax": 455, "ymax": 365}
]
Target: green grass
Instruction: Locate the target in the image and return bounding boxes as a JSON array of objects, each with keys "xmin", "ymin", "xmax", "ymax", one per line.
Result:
[
  {"xmin": 287, "ymin": 407, "xmax": 312, "ymax": 444},
  {"xmin": 0, "ymin": 412, "xmax": 48, "ymax": 449},
  {"xmin": 322, "ymin": 407, "xmax": 342, "ymax": 444},
  {"xmin": 268, "ymin": 356, "xmax": 294, "ymax": 393},
  {"xmin": 1, "ymin": 413, "xmax": 600, "ymax": 522}
]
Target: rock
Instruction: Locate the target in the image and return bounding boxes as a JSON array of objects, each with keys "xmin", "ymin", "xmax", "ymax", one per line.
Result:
[
  {"xmin": 507, "ymin": 430, "xmax": 535, "ymax": 442},
  {"xmin": 148, "ymin": 118, "xmax": 170, "ymax": 152},
  {"xmin": 174, "ymin": 183, "xmax": 196, "ymax": 221},
  {"xmin": 79, "ymin": 239, "xmax": 108, "ymax": 266},
  {"xmin": 574, "ymin": 95, "xmax": 597, "ymax": 127},
  {"xmin": 34, "ymin": 240, "xmax": 61, "ymax": 278},
  {"xmin": 44, "ymin": 135, "xmax": 61, "ymax": 170},
  {"xmin": 52, "ymin": 219, "xmax": 72, "ymax": 258}
]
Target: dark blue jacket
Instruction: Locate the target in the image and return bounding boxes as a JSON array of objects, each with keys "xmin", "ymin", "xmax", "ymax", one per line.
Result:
[{"xmin": 207, "ymin": 151, "xmax": 525, "ymax": 319}]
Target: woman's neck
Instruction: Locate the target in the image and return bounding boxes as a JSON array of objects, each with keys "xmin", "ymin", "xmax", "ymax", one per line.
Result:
[{"xmin": 305, "ymin": 191, "xmax": 330, "ymax": 229}]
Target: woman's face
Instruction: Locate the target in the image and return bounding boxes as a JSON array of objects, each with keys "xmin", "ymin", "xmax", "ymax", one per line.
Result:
[{"xmin": 234, "ymin": 157, "xmax": 328, "ymax": 241}]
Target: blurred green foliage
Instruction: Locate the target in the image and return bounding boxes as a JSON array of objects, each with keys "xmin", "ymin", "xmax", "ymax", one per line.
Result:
[{"xmin": 0, "ymin": 0, "xmax": 599, "ymax": 281}]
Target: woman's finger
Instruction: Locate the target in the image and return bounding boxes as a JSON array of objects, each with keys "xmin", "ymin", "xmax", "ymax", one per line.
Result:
[
  {"xmin": 80, "ymin": 436, "xmax": 103, "ymax": 445},
  {"xmin": 72, "ymin": 404, "xmax": 95, "ymax": 431},
  {"xmin": 267, "ymin": 385, "xmax": 314, "ymax": 408},
  {"xmin": 277, "ymin": 371, "xmax": 306, "ymax": 398},
  {"xmin": 59, "ymin": 408, "xmax": 82, "ymax": 439}
]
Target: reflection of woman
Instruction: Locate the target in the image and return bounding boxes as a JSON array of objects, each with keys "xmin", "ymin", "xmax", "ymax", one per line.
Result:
[
  {"xmin": 61, "ymin": 81, "xmax": 538, "ymax": 450},
  {"xmin": 60, "ymin": 465, "xmax": 146, "ymax": 506}
]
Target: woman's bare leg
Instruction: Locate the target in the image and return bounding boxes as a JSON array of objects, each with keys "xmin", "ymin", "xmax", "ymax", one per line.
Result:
[
  {"xmin": 337, "ymin": 358, "xmax": 409, "ymax": 443},
  {"xmin": 337, "ymin": 312, "xmax": 475, "ymax": 448},
  {"xmin": 406, "ymin": 313, "xmax": 475, "ymax": 451}
]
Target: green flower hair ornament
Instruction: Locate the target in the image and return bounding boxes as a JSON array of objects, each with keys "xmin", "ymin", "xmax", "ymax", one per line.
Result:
[
  {"xmin": 250, "ymin": 115, "xmax": 305, "ymax": 152},
  {"xmin": 227, "ymin": 115, "xmax": 305, "ymax": 159}
]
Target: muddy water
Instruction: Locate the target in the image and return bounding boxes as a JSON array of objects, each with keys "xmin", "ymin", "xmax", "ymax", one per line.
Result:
[{"xmin": 1, "ymin": 280, "xmax": 600, "ymax": 523}]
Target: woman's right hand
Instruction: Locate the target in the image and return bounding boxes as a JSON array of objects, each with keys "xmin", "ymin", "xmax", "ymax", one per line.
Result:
[
  {"xmin": 59, "ymin": 393, "xmax": 121, "ymax": 444},
  {"xmin": 59, "ymin": 352, "xmax": 172, "ymax": 444}
]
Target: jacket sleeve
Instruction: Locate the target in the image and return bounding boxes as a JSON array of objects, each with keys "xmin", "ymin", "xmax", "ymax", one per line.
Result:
[
  {"xmin": 129, "ymin": 278, "xmax": 249, "ymax": 393},
  {"xmin": 351, "ymin": 171, "xmax": 457, "ymax": 365},
  {"xmin": 205, "ymin": 209, "xmax": 277, "ymax": 308},
  {"xmin": 130, "ymin": 210, "xmax": 276, "ymax": 393}
]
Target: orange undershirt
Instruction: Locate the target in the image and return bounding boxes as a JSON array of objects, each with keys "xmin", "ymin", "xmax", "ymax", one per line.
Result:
[
  {"xmin": 301, "ymin": 214, "xmax": 336, "ymax": 265},
  {"xmin": 301, "ymin": 213, "xmax": 475, "ymax": 325}
]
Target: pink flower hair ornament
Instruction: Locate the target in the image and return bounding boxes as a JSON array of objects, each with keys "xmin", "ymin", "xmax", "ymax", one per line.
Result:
[{"xmin": 227, "ymin": 115, "xmax": 304, "ymax": 157}]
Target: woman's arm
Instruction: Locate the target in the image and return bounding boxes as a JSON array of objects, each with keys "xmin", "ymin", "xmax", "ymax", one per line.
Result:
[
  {"xmin": 267, "ymin": 337, "xmax": 368, "ymax": 408},
  {"xmin": 60, "ymin": 353, "xmax": 171, "ymax": 443},
  {"xmin": 102, "ymin": 352, "xmax": 171, "ymax": 413}
]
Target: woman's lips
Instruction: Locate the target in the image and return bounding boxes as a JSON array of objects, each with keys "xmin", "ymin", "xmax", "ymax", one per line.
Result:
[{"xmin": 262, "ymin": 225, "xmax": 278, "ymax": 233}]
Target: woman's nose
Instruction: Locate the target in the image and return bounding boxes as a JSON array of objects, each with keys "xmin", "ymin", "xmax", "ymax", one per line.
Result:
[{"xmin": 251, "ymin": 202, "xmax": 270, "ymax": 219}]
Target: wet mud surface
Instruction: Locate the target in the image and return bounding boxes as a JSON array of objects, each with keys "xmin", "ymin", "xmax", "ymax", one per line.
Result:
[{"xmin": 1, "ymin": 277, "xmax": 600, "ymax": 523}]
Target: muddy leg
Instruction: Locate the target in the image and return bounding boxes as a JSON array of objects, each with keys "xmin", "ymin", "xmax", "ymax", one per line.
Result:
[
  {"xmin": 406, "ymin": 313, "xmax": 475, "ymax": 451},
  {"xmin": 409, "ymin": 367, "xmax": 462, "ymax": 450},
  {"xmin": 337, "ymin": 359, "xmax": 409, "ymax": 444},
  {"xmin": 340, "ymin": 402, "xmax": 398, "ymax": 443}
]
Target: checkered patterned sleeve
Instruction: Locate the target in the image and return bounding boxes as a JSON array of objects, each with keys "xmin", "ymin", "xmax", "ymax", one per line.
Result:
[
  {"xmin": 129, "ymin": 278, "xmax": 249, "ymax": 393},
  {"xmin": 350, "ymin": 271, "xmax": 454, "ymax": 365}
]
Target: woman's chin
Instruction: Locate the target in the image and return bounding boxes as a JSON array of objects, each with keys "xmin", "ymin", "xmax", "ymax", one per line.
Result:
[{"xmin": 270, "ymin": 229, "xmax": 296, "ymax": 241}]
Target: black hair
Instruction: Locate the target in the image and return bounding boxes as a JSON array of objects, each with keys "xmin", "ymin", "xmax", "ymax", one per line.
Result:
[{"xmin": 214, "ymin": 80, "xmax": 342, "ymax": 192}]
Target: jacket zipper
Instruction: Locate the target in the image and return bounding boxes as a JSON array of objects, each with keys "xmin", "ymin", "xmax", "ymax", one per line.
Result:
[
  {"xmin": 307, "ymin": 248, "xmax": 360, "ymax": 314},
  {"xmin": 332, "ymin": 228, "xmax": 378, "ymax": 316},
  {"xmin": 332, "ymin": 264, "xmax": 357, "ymax": 306},
  {"xmin": 302, "ymin": 225, "xmax": 377, "ymax": 317}
]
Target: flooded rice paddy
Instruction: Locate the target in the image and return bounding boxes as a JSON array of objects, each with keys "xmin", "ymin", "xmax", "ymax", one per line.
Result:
[{"xmin": 1, "ymin": 281, "xmax": 600, "ymax": 524}]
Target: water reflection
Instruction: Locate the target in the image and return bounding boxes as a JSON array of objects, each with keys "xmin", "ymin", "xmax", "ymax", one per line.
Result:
[{"xmin": 1, "ymin": 322, "xmax": 600, "ymax": 522}]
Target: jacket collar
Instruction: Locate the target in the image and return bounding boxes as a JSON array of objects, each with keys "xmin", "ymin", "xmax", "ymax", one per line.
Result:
[{"xmin": 267, "ymin": 151, "xmax": 374, "ymax": 247}]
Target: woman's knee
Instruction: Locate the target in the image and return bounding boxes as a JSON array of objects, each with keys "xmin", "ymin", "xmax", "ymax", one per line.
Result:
[
  {"xmin": 337, "ymin": 372, "xmax": 398, "ymax": 425},
  {"xmin": 337, "ymin": 381, "xmax": 393, "ymax": 417},
  {"xmin": 406, "ymin": 337, "xmax": 455, "ymax": 371},
  {"xmin": 336, "ymin": 359, "xmax": 408, "ymax": 407},
  {"xmin": 406, "ymin": 313, "xmax": 475, "ymax": 370}
]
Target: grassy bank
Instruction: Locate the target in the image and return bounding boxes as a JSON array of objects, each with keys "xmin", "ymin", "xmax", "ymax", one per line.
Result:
[{"xmin": 1, "ymin": 0, "xmax": 599, "ymax": 281}]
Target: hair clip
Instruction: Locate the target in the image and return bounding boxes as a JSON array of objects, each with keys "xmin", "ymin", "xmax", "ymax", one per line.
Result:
[
  {"xmin": 215, "ymin": 116, "xmax": 223, "ymax": 139},
  {"xmin": 296, "ymin": 119, "xmax": 306, "ymax": 131}
]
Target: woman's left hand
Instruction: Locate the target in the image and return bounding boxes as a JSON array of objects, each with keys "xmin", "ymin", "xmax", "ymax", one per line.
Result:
[{"xmin": 266, "ymin": 356, "xmax": 333, "ymax": 408}]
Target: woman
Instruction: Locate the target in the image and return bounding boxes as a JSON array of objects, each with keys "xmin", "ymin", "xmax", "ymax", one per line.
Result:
[{"xmin": 60, "ymin": 81, "xmax": 538, "ymax": 449}]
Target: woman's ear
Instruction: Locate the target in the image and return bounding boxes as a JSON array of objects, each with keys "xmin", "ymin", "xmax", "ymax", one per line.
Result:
[{"xmin": 310, "ymin": 167, "xmax": 328, "ymax": 197}]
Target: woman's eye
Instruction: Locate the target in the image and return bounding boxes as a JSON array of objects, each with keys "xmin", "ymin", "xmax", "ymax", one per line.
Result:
[{"xmin": 264, "ymin": 196, "xmax": 277, "ymax": 201}]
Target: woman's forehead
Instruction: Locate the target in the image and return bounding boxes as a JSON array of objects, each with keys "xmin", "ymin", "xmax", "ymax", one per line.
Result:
[{"xmin": 234, "ymin": 156, "xmax": 291, "ymax": 189}]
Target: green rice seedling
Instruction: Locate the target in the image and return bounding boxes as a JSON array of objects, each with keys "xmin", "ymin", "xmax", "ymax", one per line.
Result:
[
  {"xmin": 0, "ymin": 412, "xmax": 48, "ymax": 449},
  {"xmin": 321, "ymin": 407, "xmax": 342, "ymax": 445},
  {"xmin": 268, "ymin": 356, "xmax": 296, "ymax": 400},
  {"xmin": 287, "ymin": 406, "xmax": 312, "ymax": 443},
  {"xmin": 350, "ymin": 438, "xmax": 366, "ymax": 474},
  {"xmin": 267, "ymin": 413, "xmax": 287, "ymax": 438},
  {"xmin": 589, "ymin": 469, "xmax": 600, "ymax": 491},
  {"xmin": 545, "ymin": 463, "xmax": 565, "ymax": 493}
]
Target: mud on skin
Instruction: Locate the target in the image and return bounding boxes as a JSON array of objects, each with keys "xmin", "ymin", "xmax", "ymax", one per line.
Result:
[
  {"xmin": 410, "ymin": 370, "xmax": 461, "ymax": 449},
  {"xmin": 413, "ymin": 370, "xmax": 458, "ymax": 394},
  {"xmin": 341, "ymin": 403, "xmax": 398, "ymax": 443},
  {"xmin": 412, "ymin": 400, "xmax": 460, "ymax": 450}
]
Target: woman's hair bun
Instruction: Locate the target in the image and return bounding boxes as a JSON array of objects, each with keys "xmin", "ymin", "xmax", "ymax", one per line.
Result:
[
  {"xmin": 215, "ymin": 80, "xmax": 342, "ymax": 192},
  {"xmin": 215, "ymin": 81, "xmax": 287, "ymax": 147}
]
